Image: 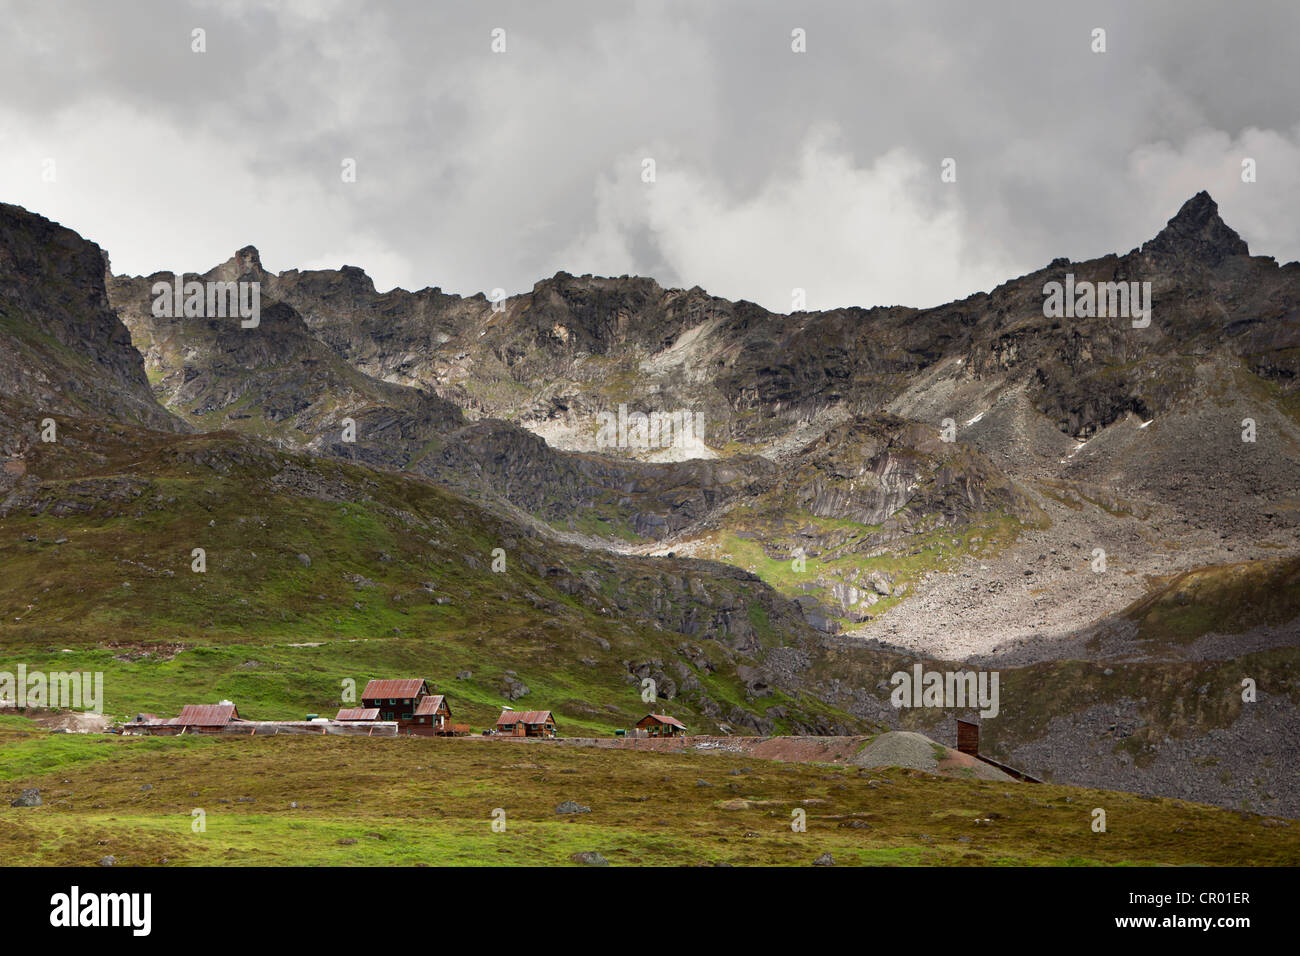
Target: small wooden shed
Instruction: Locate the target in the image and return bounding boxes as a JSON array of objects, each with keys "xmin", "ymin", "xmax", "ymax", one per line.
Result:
[
  {"xmin": 495, "ymin": 710, "xmax": 557, "ymax": 738},
  {"xmin": 636, "ymin": 714, "xmax": 687, "ymax": 737}
]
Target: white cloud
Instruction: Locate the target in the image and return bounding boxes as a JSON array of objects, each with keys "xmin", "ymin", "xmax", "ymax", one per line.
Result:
[
  {"xmin": 0, "ymin": 102, "xmax": 414, "ymax": 288},
  {"xmin": 2, "ymin": 0, "xmax": 1298, "ymax": 308},
  {"xmin": 564, "ymin": 129, "xmax": 1021, "ymax": 311}
]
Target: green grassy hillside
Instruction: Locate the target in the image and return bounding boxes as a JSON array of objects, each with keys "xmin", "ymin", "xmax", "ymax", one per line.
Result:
[{"xmin": 0, "ymin": 416, "xmax": 867, "ymax": 736}]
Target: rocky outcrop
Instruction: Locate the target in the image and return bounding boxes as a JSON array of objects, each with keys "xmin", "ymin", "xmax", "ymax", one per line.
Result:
[
  {"xmin": 233, "ymin": 193, "xmax": 1295, "ymax": 458},
  {"xmin": 0, "ymin": 202, "xmax": 182, "ymax": 433},
  {"xmin": 1141, "ymin": 191, "xmax": 1251, "ymax": 266}
]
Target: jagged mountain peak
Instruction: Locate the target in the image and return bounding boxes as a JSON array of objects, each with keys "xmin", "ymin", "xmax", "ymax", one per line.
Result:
[
  {"xmin": 201, "ymin": 245, "xmax": 269, "ymax": 284},
  {"xmin": 1141, "ymin": 190, "xmax": 1250, "ymax": 265},
  {"xmin": 234, "ymin": 244, "xmax": 263, "ymax": 273}
]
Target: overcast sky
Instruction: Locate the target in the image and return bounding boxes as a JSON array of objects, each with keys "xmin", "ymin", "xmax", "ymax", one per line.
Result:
[{"xmin": 2, "ymin": 0, "xmax": 1297, "ymax": 311}]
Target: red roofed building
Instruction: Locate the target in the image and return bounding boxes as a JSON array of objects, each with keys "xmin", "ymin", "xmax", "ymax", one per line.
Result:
[
  {"xmin": 172, "ymin": 702, "xmax": 241, "ymax": 734},
  {"xmin": 414, "ymin": 694, "xmax": 452, "ymax": 734},
  {"xmin": 636, "ymin": 714, "xmax": 687, "ymax": 737},
  {"xmin": 361, "ymin": 678, "xmax": 431, "ymax": 702},
  {"xmin": 360, "ymin": 678, "xmax": 451, "ymax": 736},
  {"xmin": 495, "ymin": 709, "xmax": 556, "ymax": 738},
  {"xmin": 335, "ymin": 708, "xmax": 381, "ymax": 721}
]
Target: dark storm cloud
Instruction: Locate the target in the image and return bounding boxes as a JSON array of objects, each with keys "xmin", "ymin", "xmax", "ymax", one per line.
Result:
[{"xmin": 1, "ymin": 0, "xmax": 1296, "ymax": 310}]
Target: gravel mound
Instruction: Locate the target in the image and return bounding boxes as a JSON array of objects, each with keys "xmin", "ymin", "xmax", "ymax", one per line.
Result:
[{"xmin": 851, "ymin": 731, "xmax": 1013, "ymax": 782}]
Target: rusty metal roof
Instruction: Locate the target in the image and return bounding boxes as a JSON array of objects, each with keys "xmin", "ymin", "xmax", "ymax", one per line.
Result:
[
  {"xmin": 176, "ymin": 703, "xmax": 239, "ymax": 726},
  {"xmin": 361, "ymin": 679, "xmax": 429, "ymax": 699},
  {"xmin": 413, "ymin": 695, "xmax": 448, "ymax": 716},
  {"xmin": 335, "ymin": 708, "xmax": 380, "ymax": 721},
  {"xmin": 639, "ymin": 714, "xmax": 686, "ymax": 729},
  {"xmin": 496, "ymin": 710, "xmax": 554, "ymax": 725}
]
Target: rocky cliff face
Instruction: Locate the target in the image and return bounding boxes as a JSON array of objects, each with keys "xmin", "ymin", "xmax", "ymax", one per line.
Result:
[
  {"xmin": 107, "ymin": 257, "xmax": 781, "ymax": 540},
  {"xmin": 248, "ymin": 193, "xmax": 1298, "ymax": 458},
  {"xmin": 0, "ymin": 203, "xmax": 182, "ymax": 435}
]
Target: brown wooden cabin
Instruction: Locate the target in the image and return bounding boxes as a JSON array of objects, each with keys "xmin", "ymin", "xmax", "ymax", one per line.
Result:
[
  {"xmin": 495, "ymin": 709, "xmax": 556, "ymax": 737},
  {"xmin": 636, "ymin": 713, "xmax": 687, "ymax": 737},
  {"xmin": 360, "ymin": 679, "xmax": 452, "ymax": 736}
]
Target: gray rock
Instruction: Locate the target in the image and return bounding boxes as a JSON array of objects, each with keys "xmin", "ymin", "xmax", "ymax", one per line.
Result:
[
  {"xmin": 11, "ymin": 788, "xmax": 41, "ymax": 807},
  {"xmin": 501, "ymin": 675, "xmax": 530, "ymax": 700},
  {"xmin": 570, "ymin": 851, "xmax": 609, "ymax": 866},
  {"xmin": 555, "ymin": 801, "xmax": 591, "ymax": 815}
]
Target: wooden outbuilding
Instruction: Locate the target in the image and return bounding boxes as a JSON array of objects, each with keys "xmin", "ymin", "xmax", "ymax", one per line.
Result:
[
  {"xmin": 955, "ymin": 719, "xmax": 1042, "ymax": 783},
  {"xmin": 636, "ymin": 713, "xmax": 687, "ymax": 737},
  {"xmin": 495, "ymin": 709, "xmax": 557, "ymax": 738},
  {"xmin": 956, "ymin": 718, "xmax": 980, "ymax": 756}
]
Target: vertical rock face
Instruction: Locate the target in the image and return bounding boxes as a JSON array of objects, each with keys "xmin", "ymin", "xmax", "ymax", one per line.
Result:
[{"xmin": 0, "ymin": 202, "xmax": 182, "ymax": 432}]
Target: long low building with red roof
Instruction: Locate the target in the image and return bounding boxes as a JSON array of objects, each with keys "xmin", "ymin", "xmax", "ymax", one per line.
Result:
[{"xmin": 335, "ymin": 708, "xmax": 381, "ymax": 722}]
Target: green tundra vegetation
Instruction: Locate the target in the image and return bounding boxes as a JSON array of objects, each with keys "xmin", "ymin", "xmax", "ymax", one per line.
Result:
[{"xmin": 1, "ymin": 714, "xmax": 1295, "ymax": 867}]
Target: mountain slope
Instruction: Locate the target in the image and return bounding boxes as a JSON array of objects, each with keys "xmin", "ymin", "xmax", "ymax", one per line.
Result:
[
  {"xmin": 126, "ymin": 192, "xmax": 1297, "ymax": 654},
  {"xmin": 0, "ymin": 418, "xmax": 865, "ymax": 737}
]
